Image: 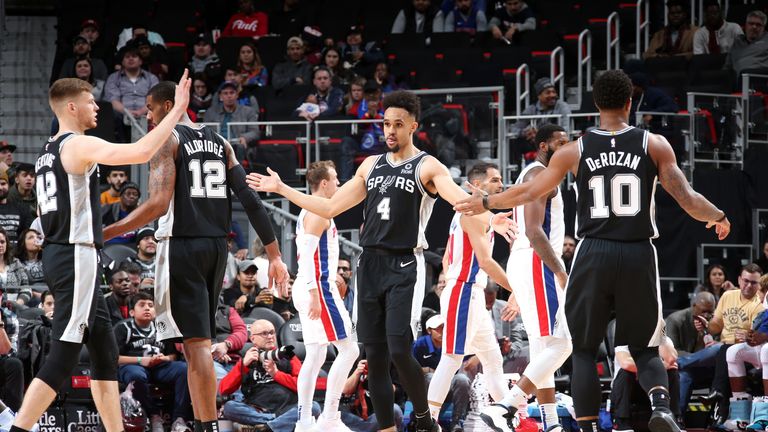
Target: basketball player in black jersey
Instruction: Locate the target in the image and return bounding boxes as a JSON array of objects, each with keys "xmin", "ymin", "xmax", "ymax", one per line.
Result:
[
  {"xmin": 247, "ymin": 91, "xmax": 516, "ymax": 432},
  {"xmin": 103, "ymin": 81, "xmax": 289, "ymax": 432},
  {"xmin": 11, "ymin": 72, "xmax": 191, "ymax": 432},
  {"xmin": 456, "ymin": 70, "xmax": 731, "ymax": 432}
]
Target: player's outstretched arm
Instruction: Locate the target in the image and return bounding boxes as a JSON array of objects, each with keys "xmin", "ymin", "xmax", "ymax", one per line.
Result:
[
  {"xmin": 246, "ymin": 157, "xmax": 372, "ymax": 219},
  {"xmin": 454, "ymin": 141, "xmax": 580, "ymax": 215},
  {"xmin": 648, "ymin": 133, "xmax": 730, "ymax": 240},
  {"xmin": 65, "ymin": 70, "xmax": 191, "ymax": 171},
  {"xmin": 103, "ymin": 134, "xmax": 178, "ymax": 240}
]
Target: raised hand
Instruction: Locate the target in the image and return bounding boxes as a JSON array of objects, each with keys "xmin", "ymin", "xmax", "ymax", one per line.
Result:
[
  {"xmin": 247, "ymin": 167, "xmax": 283, "ymax": 193},
  {"xmin": 491, "ymin": 211, "xmax": 518, "ymax": 243},
  {"xmin": 173, "ymin": 69, "xmax": 192, "ymax": 115}
]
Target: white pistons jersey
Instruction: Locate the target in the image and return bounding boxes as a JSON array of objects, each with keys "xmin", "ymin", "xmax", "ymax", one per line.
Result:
[
  {"xmin": 296, "ymin": 209, "xmax": 339, "ymax": 281},
  {"xmin": 445, "ymin": 212, "xmax": 494, "ymax": 288},
  {"xmin": 511, "ymin": 161, "xmax": 565, "ymax": 254}
]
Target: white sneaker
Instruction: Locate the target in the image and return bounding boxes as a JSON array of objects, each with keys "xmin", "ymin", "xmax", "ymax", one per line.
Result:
[
  {"xmin": 150, "ymin": 415, "xmax": 165, "ymax": 432},
  {"xmin": 0, "ymin": 409, "xmax": 40, "ymax": 432},
  {"xmin": 171, "ymin": 418, "xmax": 191, "ymax": 432},
  {"xmin": 479, "ymin": 404, "xmax": 515, "ymax": 432},
  {"xmin": 316, "ymin": 413, "xmax": 353, "ymax": 432},
  {"xmin": 294, "ymin": 419, "xmax": 317, "ymax": 432}
]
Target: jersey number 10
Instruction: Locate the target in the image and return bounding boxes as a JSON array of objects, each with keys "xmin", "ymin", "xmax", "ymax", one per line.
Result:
[
  {"xmin": 188, "ymin": 159, "xmax": 227, "ymax": 198},
  {"xmin": 588, "ymin": 174, "xmax": 641, "ymax": 218}
]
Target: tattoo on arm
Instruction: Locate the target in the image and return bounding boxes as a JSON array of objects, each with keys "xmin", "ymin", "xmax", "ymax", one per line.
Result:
[{"xmin": 149, "ymin": 136, "xmax": 176, "ymax": 195}]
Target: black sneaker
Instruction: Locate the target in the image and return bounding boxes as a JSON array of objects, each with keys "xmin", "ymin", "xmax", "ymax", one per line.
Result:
[{"xmin": 648, "ymin": 408, "xmax": 682, "ymax": 432}]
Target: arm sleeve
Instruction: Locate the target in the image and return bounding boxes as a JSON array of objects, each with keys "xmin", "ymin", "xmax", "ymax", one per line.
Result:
[
  {"xmin": 226, "ymin": 307, "xmax": 248, "ymax": 351},
  {"xmin": 297, "ymin": 234, "xmax": 320, "ymax": 290},
  {"xmin": 228, "ymin": 164, "xmax": 277, "ymax": 245}
]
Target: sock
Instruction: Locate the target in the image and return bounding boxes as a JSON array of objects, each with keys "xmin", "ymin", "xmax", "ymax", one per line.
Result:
[
  {"xmin": 201, "ymin": 420, "xmax": 219, "ymax": 432},
  {"xmin": 415, "ymin": 410, "xmax": 433, "ymax": 427},
  {"xmin": 649, "ymin": 389, "xmax": 671, "ymax": 411},
  {"xmin": 298, "ymin": 404, "xmax": 314, "ymax": 425},
  {"xmin": 0, "ymin": 408, "xmax": 15, "ymax": 429},
  {"xmin": 733, "ymin": 392, "xmax": 750, "ymax": 400},
  {"xmin": 428, "ymin": 401, "xmax": 442, "ymax": 421},
  {"xmin": 10, "ymin": 426, "xmax": 30, "ymax": 432},
  {"xmin": 194, "ymin": 420, "xmax": 202, "ymax": 432},
  {"xmin": 539, "ymin": 403, "xmax": 560, "ymax": 429},
  {"xmin": 499, "ymin": 385, "xmax": 528, "ymax": 410},
  {"xmin": 577, "ymin": 419, "xmax": 598, "ymax": 432}
]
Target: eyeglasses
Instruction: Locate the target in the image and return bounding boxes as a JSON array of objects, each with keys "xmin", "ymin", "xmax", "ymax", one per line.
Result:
[
  {"xmin": 253, "ymin": 330, "xmax": 275, "ymax": 338},
  {"xmin": 742, "ymin": 279, "xmax": 760, "ymax": 286}
]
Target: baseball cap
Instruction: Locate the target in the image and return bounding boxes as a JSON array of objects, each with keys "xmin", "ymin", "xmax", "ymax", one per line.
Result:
[
  {"xmin": 347, "ymin": 25, "xmax": 363, "ymax": 36},
  {"xmin": 135, "ymin": 226, "xmax": 155, "ymax": 243},
  {"xmin": 194, "ymin": 32, "xmax": 212, "ymax": 45},
  {"xmin": 80, "ymin": 19, "xmax": 99, "ymax": 31},
  {"xmin": 14, "ymin": 162, "xmax": 34, "ymax": 175},
  {"xmin": 217, "ymin": 80, "xmax": 238, "ymax": 93},
  {"xmin": 133, "ymin": 35, "xmax": 151, "ymax": 48},
  {"xmin": 119, "ymin": 182, "xmax": 140, "ymax": 196},
  {"xmin": 286, "ymin": 36, "xmax": 304, "ymax": 48},
  {"xmin": 0, "ymin": 141, "xmax": 16, "ymax": 153},
  {"xmin": 72, "ymin": 35, "xmax": 89, "ymax": 45},
  {"xmin": 534, "ymin": 77, "xmax": 555, "ymax": 95},
  {"xmin": 237, "ymin": 259, "xmax": 259, "ymax": 273},
  {"xmin": 426, "ymin": 314, "xmax": 444, "ymax": 330}
]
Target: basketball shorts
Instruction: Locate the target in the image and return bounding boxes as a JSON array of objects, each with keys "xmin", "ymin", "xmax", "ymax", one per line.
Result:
[
  {"xmin": 43, "ymin": 243, "xmax": 111, "ymax": 344},
  {"xmin": 564, "ymin": 237, "xmax": 664, "ymax": 350},
  {"xmin": 154, "ymin": 237, "xmax": 227, "ymax": 341},
  {"xmin": 356, "ymin": 248, "xmax": 425, "ymax": 343},
  {"xmin": 441, "ymin": 280, "xmax": 498, "ymax": 356},
  {"xmin": 293, "ymin": 275, "xmax": 353, "ymax": 344},
  {"xmin": 507, "ymin": 248, "xmax": 570, "ymax": 340}
]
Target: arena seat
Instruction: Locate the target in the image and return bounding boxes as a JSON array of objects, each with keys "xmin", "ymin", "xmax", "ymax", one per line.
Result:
[
  {"xmin": 278, "ymin": 316, "xmax": 337, "ymax": 366},
  {"xmin": 247, "ymin": 307, "xmax": 285, "ymax": 333},
  {"xmin": 103, "ymin": 244, "xmax": 137, "ymax": 267}
]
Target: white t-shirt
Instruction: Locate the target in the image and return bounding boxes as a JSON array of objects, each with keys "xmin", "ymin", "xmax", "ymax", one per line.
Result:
[{"xmin": 693, "ymin": 21, "xmax": 744, "ymax": 54}]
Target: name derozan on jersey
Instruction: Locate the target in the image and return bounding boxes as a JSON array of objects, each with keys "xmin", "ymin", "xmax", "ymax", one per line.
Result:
[
  {"xmin": 584, "ymin": 151, "xmax": 641, "ymax": 172},
  {"xmin": 366, "ymin": 174, "xmax": 416, "ymax": 193},
  {"xmin": 183, "ymin": 139, "xmax": 224, "ymax": 157}
]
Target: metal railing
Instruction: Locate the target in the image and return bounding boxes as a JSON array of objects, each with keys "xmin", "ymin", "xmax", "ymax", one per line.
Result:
[
  {"xmin": 697, "ymin": 243, "xmax": 754, "ymax": 283},
  {"xmin": 753, "ymin": 208, "xmax": 768, "ymax": 259},
  {"xmin": 686, "ymin": 91, "xmax": 745, "ymax": 172},
  {"xmin": 636, "ymin": 0, "xmax": 650, "ymax": 57},
  {"xmin": 742, "ymin": 73, "xmax": 768, "ymax": 147},
  {"xmin": 575, "ymin": 29, "xmax": 593, "ymax": 110},
  {"xmin": 515, "ymin": 63, "xmax": 530, "ymax": 116},
  {"xmin": 606, "ymin": 12, "xmax": 620, "ymax": 70},
  {"xmin": 550, "ymin": 46, "xmax": 565, "ymax": 104}
]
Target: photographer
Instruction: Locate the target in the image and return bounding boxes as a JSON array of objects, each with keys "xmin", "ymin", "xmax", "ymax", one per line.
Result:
[
  {"xmin": 219, "ymin": 320, "xmax": 324, "ymax": 430},
  {"xmin": 0, "ymin": 296, "xmax": 23, "ymax": 411}
]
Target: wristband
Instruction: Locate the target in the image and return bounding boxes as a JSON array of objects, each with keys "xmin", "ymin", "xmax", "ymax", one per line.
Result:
[
  {"xmin": 137, "ymin": 357, "xmax": 141, "ymax": 365},
  {"xmin": 482, "ymin": 194, "xmax": 490, "ymax": 211}
]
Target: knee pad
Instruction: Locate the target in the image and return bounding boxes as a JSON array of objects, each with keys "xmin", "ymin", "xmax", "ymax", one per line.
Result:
[
  {"xmin": 525, "ymin": 336, "xmax": 572, "ymax": 389},
  {"xmin": 37, "ymin": 340, "xmax": 83, "ymax": 390}
]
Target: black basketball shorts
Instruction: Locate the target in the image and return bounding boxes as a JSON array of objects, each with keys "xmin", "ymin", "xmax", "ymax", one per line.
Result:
[{"xmin": 564, "ymin": 237, "xmax": 665, "ymax": 351}]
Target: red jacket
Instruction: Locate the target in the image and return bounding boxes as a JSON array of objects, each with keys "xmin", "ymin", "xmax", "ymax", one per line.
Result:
[
  {"xmin": 218, "ymin": 356, "xmax": 327, "ymax": 395},
  {"xmin": 223, "ymin": 12, "xmax": 269, "ymax": 38}
]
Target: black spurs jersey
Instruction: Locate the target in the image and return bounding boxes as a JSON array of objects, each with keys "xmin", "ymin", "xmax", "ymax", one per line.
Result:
[
  {"xmin": 36, "ymin": 133, "xmax": 103, "ymax": 247},
  {"xmin": 155, "ymin": 124, "xmax": 232, "ymax": 239},
  {"xmin": 575, "ymin": 126, "xmax": 658, "ymax": 241},
  {"xmin": 361, "ymin": 151, "xmax": 436, "ymax": 250}
]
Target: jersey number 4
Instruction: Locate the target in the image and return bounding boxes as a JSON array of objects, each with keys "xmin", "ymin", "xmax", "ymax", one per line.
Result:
[
  {"xmin": 588, "ymin": 174, "xmax": 641, "ymax": 218},
  {"xmin": 188, "ymin": 160, "xmax": 226, "ymax": 198},
  {"xmin": 377, "ymin": 197, "xmax": 391, "ymax": 220},
  {"xmin": 36, "ymin": 172, "xmax": 58, "ymax": 215}
]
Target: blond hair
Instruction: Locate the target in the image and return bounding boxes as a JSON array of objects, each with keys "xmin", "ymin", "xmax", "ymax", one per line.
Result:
[
  {"xmin": 49, "ymin": 78, "xmax": 93, "ymax": 109},
  {"xmin": 307, "ymin": 160, "xmax": 336, "ymax": 191}
]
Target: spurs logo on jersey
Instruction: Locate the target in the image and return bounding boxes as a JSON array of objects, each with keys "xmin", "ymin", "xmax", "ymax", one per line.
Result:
[
  {"xmin": 575, "ymin": 127, "xmax": 658, "ymax": 241},
  {"xmin": 36, "ymin": 133, "xmax": 102, "ymax": 247},
  {"xmin": 361, "ymin": 152, "xmax": 436, "ymax": 250}
]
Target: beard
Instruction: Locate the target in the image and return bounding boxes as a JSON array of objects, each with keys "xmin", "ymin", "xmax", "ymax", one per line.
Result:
[
  {"xmin": 0, "ymin": 191, "xmax": 7, "ymax": 201},
  {"xmin": 387, "ymin": 143, "xmax": 400, "ymax": 153}
]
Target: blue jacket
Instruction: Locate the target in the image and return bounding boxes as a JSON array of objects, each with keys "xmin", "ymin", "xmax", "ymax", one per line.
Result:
[{"xmin": 413, "ymin": 335, "xmax": 441, "ymax": 370}]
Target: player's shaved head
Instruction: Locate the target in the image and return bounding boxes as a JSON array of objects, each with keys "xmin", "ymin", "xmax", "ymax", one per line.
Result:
[
  {"xmin": 49, "ymin": 78, "xmax": 93, "ymax": 110},
  {"xmin": 148, "ymin": 81, "xmax": 177, "ymax": 105}
]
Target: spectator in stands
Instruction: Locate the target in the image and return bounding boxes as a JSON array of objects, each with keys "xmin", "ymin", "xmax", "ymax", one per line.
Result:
[
  {"xmin": 337, "ymin": 257, "xmax": 355, "ymax": 315},
  {"xmin": 203, "ymin": 81, "xmax": 259, "ymax": 154},
  {"xmin": 0, "ymin": 170, "xmax": 31, "ymax": 248},
  {"xmin": 118, "ymin": 261, "xmax": 144, "ymax": 294},
  {"xmin": 15, "ymin": 229, "xmax": 43, "ymax": 285},
  {"xmin": 338, "ymin": 359, "xmax": 403, "ymax": 431},
  {"xmin": 73, "ymin": 57, "xmax": 105, "ymax": 101},
  {"xmin": 697, "ymin": 264, "xmax": 764, "ymax": 422},
  {"xmin": 58, "ymin": 35, "xmax": 108, "ymax": 81},
  {"xmin": 295, "ymin": 66, "xmax": 344, "ymax": 120},
  {"xmin": 489, "ymin": 0, "xmax": 536, "ymax": 43},
  {"xmin": 250, "ymin": 236, "xmax": 271, "ymax": 289},
  {"xmin": 373, "ymin": 62, "xmax": 403, "ymax": 94},
  {"xmin": 125, "ymin": 227, "xmax": 156, "ymax": 284},
  {"xmin": 223, "ymin": 259, "xmax": 272, "ymax": 316},
  {"xmin": 211, "ymin": 296, "xmax": 248, "ymax": 382},
  {"xmin": 102, "ymin": 182, "xmax": 140, "ymax": 245},
  {"xmin": 724, "ymin": 11, "xmax": 768, "ymax": 79},
  {"xmin": 106, "ymin": 270, "xmax": 132, "ymax": 325},
  {"xmin": 644, "ymin": 0, "xmax": 698, "ymax": 59},
  {"xmin": 8, "ymin": 162, "xmax": 36, "ymax": 218},
  {"xmin": 219, "ymin": 320, "xmax": 323, "ymax": 429},
  {"xmin": 100, "ymin": 166, "xmax": 128, "ymax": 205},
  {"xmin": 611, "ymin": 338, "xmax": 681, "ymax": 431},
  {"xmin": 190, "ymin": 75, "xmax": 213, "ymax": 117},
  {"xmin": 0, "ymin": 227, "xmax": 29, "ymax": 288},
  {"xmin": 271, "ymin": 279, "xmax": 296, "ymax": 321},
  {"xmin": 269, "ymin": 0, "xmax": 308, "ymax": 38},
  {"xmin": 422, "ymin": 271, "xmax": 446, "ymax": 312},
  {"xmin": 0, "ymin": 141, "xmax": 14, "ymax": 172},
  {"xmin": 115, "ymin": 23, "xmax": 166, "ymax": 52},
  {"xmin": 114, "ymin": 292, "xmax": 192, "ymax": 432},
  {"xmin": 695, "ymin": 263, "xmax": 735, "ymax": 303},
  {"xmin": 510, "ymin": 78, "xmax": 571, "ymax": 159},
  {"xmin": 392, "ymin": 0, "xmax": 445, "ymax": 35},
  {"xmin": 0, "ymin": 302, "xmax": 23, "ymax": 411},
  {"xmin": 209, "ymin": 68, "xmax": 260, "ymax": 112},
  {"xmin": 339, "ymin": 81, "xmax": 384, "ymax": 180},
  {"xmin": 562, "ymin": 235, "xmax": 576, "ymax": 273},
  {"xmin": 693, "ymin": 0, "xmax": 743, "ymax": 55},
  {"xmin": 338, "ymin": 26, "xmax": 385, "ymax": 76},
  {"xmin": 78, "ymin": 19, "xmax": 108, "ymax": 62},
  {"xmin": 134, "ymin": 35, "xmax": 169, "ymax": 80},
  {"xmin": 445, "ymin": 0, "xmax": 488, "ymax": 34},
  {"xmin": 667, "ymin": 292, "xmax": 719, "ymax": 413},
  {"xmin": 189, "ymin": 33, "xmax": 221, "ymax": 77},
  {"xmin": 272, "ymin": 37, "xmax": 313, "ymax": 91},
  {"xmin": 237, "ymin": 42, "xmax": 269, "ymax": 87},
  {"xmin": 756, "ymin": 240, "xmax": 768, "ymax": 273},
  {"xmin": 223, "ymin": 0, "xmax": 269, "ymax": 38},
  {"xmin": 483, "ymin": 281, "xmax": 529, "ymax": 373},
  {"xmin": 323, "ymin": 47, "xmax": 354, "ymax": 88},
  {"xmin": 413, "ymin": 314, "xmax": 471, "ymax": 430},
  {"xmin": 629, "ymin": 72, "xmax": 679, "ymax": 126},
  {"xmin": 105, "ymin": 47, "xmax": 159, "ymax": 141},
  {"xmin": 40, "ymin": 290, "xmax": 54, "ymax": 319},
  {"xmin": 344, "ymin": 77, "xmax": 366, "ymax": 116},
  {"xmin": 301, "ymin": 25, "xmax": 327, "ymax": 66}
]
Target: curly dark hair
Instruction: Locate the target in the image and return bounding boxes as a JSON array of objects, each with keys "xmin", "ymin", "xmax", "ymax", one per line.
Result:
[
  {"xmin": 593, "ymin": 70, "xmax": 633, "ymax": 110},
  {"xmin": 383, "ymin": 90, "xmax": 421, "ymax": 120}
]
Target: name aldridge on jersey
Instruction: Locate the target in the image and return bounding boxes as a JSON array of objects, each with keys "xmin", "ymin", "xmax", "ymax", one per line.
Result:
[
  {"xmin": 367, "ymin": 174, "xmax": 417, "ymax": 193},
  {"xmin": 183, "ymin": 139, "xmax": 224, "ymax": 157},
  {"xmin": 584, "ymin": 151, "xmax": 641, "ymax": 172}
]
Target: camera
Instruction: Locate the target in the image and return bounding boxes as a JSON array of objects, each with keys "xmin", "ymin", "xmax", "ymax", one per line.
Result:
[{"xmin": 258, "ymin": 345, "xmax": 295, "ymax": 363}]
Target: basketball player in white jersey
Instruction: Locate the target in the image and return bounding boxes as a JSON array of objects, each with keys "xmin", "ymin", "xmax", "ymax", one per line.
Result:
[
  {"xmin": 248, "ymin": 91, "xmax": 515, "ymax": 432},
  {"xmin": 293, "ymin": 161, "xmax": 359, "ymax": 432},
  {"xmin": 481, "ymin": 124, "xmax": 573, "ymax": 432},
  {"xmin": 13, "ymin": 72, "xmax": 190, "ymax": 432},
  {"xmin": 427, "ymin": 162, "xmax": 519, "ymax": 428}
]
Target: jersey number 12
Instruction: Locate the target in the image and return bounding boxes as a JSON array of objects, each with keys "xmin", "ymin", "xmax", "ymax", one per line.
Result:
[
  {"xmin": 588, "ymin": 174, "xmax": 641, "ymax": 218},
  {"xmin": 189, "ymin": 160, "xmax": 227, "ymax": 198}
]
